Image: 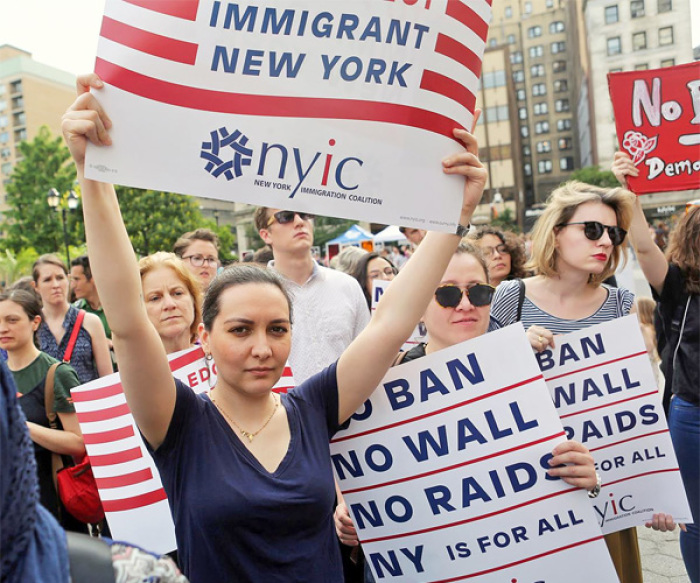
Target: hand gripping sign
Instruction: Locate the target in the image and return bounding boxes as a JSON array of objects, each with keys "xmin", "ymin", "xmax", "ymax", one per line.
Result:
[
  {"xmin": 608, "ymin": 62, "xmax": 700, "ymax": 194},
  {"xmin": 86, "ymin": 0, "xmax": 491, "ymax": 231},
  {"xmin": 535, "ymin": 316, "xmax": 692, "ymax": 535},
  {"xmin": 331, "ymin": 325, "xmax": 618, "ymax": 583}
]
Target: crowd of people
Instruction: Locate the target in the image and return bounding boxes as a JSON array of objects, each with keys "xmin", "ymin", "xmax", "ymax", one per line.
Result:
[{"xmin": 1, "ymin": 72, "xmax": 697, "ymax": 583}]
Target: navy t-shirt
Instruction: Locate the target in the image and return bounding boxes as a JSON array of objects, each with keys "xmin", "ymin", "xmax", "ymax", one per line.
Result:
[{"xmin": 151, "ymin": 363, "xmax": 343, "ymax": 583}]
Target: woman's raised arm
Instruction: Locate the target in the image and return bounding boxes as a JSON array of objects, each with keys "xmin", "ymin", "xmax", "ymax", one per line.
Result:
[
  {"xmin": 336, "ymin": 129, "xmax": 487, "ymax": 423},
  {"xmin": 62, "ymin": 74, "xmax": 175, "ymax": 448}
]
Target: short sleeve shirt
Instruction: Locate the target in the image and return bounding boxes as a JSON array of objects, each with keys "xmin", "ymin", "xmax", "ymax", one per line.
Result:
[
  {"xmin": 13, "ymin": 352, "xmax": 79, "ymax": 414},
  {"xmin": 150, "ymin": 363, "xmax": 343, "ymax": 583}
]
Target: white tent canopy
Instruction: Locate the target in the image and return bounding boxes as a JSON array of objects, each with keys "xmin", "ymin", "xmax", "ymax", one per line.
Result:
[{"xmin": 373, "ymin": 225, "xmax": 408, "ymax": 245}]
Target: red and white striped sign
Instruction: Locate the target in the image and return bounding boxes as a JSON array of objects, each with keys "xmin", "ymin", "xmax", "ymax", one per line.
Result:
[
  {"xmin": 86, "ymin": 0, "xmax": 492, "ymax": 231},
  {"xmin": 71, "ymin": 346, "xmax": 295, "ymax": 553}
]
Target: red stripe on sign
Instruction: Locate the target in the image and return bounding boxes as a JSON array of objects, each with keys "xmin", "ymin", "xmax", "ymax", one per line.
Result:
[
  {"xmin": 589, "ymin": 428, "xmax": 670, "ymax": 453},
  {"xmin": 102, "ymin": 488, "xmax": 168, "ymax": 512},
  {"xmin": 420, "ymin": 70, "xmax": 476, "ymax": 111},
  {"xmin": 434, "ymin": 34, "xmax": 483, "ymax": 77},
  {"xmin": 82, "ymin": 425, "xmax": 135, "ymax": 444},
  {"xmin": 331, "ymin": 375, "xmax": 542, "ymax": 443},
  {"xmin": 604, "ymin": 467, "xmax": 681, "ymax": 488},
  {"xmin": 95, "ymin": 468, "xmax": 153, "ymax": 489},
  {"xmin": 558, "ymin": 389, "xmax": 659, "ymax": 420},
  {"xmin": 445, "ymin": 1, "xmax": 489, "ymax": 42},
  {"xmin": 89, "ymin": 447, "xmax": 142, "ymax": 466},
  {"xmin": 95, "ymin": 59, "xmax": 466, "ymax": 139},
  {"xmin": 343, "ymin": 431, "xmax": 565, "ymax": 494},
  {"xmin": 76, "ymin": 403, "xmax": 131, "ymax": 423},
  {"xmin": 362, "ymin": 485, "xmax": 578, "ymax": 544},
  {"xmin": 71, "ymin": 382, "xmax": 124, "ymax": 402},
  {"xmin": 168, "ymin": 347, "xmax": 205, "ymax": 371},
  {"xmin": 123, "ymin": 0, "xmax": 199, "ymax": 20},
  {"xmin": 545, "ymin": 350, "xmax": 648, "ymax": 382},
  {"xmin": 100, "ymin": 16, "xmax": 198, "ymax": 65},
  {"xmin": 429, "ymin": 536, "xmax": 605, "ymax": 582}
]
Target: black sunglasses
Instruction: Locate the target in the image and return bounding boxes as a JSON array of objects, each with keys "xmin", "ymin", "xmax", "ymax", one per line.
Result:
[
  {"xmin": 557, "ymin": 221, "xmax": 627, "ymax": 246},
  {"xmin": 434, "ymin": 283, "xmax": 496, "ymax": 308},
  {"xmin": 267, "ymin": 210, "xmax": 315, "ymax": 226}
]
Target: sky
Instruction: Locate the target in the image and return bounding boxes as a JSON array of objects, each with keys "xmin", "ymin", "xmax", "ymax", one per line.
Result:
[{"xmin": 0, "ymin": 0, "xmax": 698, "ymax": 77}]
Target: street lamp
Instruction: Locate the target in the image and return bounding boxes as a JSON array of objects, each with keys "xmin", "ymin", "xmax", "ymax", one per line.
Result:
[{"xmin": 47, "ymin": 188, "xmax": 80, "ymax": 265}]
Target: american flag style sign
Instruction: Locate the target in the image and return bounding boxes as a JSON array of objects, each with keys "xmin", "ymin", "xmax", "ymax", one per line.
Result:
[
  {"xmin": 86, "ymin": 0, "xmax": 492, "ymax": 231},
  {"xmin": 71, "ymin": 346, "xmax": 295, "ymax": 553}
]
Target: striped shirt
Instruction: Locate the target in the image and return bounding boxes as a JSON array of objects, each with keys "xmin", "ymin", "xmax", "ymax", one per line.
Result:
[{"xmin": 490, "ymin": 279, "xmax": 635, "ymax": 334}]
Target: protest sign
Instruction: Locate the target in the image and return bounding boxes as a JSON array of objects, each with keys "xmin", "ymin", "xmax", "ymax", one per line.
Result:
[
  {"xmin": 536, "ymin": 315, "xmax": 692, "ymax": 534},
  {"xmin": 85, "ymin": 0, "xmax": 491, "ymax": 231},
  {"xmin": 608, "ymin": 62, "xmax": 700, "ymax": 194},
  {"xmin": 71, "ymin": 346, "xmax": 295, "ymax": 552},
  {"xmin": 332, "ymin": 325, "xmax": 617, "ymax": 583},
  {"xmin": 372, "ymin": 279, "xmax": 424, "ymax": 350}
]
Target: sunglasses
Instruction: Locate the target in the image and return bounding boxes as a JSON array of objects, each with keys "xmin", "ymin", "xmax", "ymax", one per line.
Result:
[
  {"xmin": 557, "ymin": 221, "xmax": 627, "ymax": 246},
  {"xmin": 434, "ymin": 283, "xmax": 496, "ymax": 308},
  {"xmin": 267, "ymin": 210, "xmax": 315, "ymax": 226}
]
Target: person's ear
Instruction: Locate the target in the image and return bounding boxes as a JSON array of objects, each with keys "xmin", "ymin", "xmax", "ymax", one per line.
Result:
[
  {"xmin": 198, "ymin": 322, "xmax": 209, "ymax": 353},
  {"xmin": 259, "ymin": 228, "xmax": 273, "ymax": 247},
  {"xmin": 32, "ymin": 315, "xmax": 41, "ymax": 332}
]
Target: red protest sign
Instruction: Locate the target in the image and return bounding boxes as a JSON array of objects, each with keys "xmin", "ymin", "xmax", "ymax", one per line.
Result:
[{"xmin": 608, "ymin": 62, "xmax": 700, "ymax": 194}]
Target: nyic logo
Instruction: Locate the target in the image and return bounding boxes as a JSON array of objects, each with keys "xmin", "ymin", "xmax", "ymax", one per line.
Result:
[
  {"xmin": 200, "ymin": 127, "xmax": 364, "ymax": 197},
  {"xmin": 594, "ymin": 491, "xmax": 636, "ymax": 527}
]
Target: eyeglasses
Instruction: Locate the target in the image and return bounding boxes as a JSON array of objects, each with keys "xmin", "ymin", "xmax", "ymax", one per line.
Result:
[
  {"xmin": 267, "ymin": 210, "xmax": 315, "ymax": 226},
  {"xmin": 481, "ymin": 244, "xmax": 510, "ymax": 256},
  {"xmin": 434, "ymin": 283, "xmax": 496, "ymax": 308},
  {"xmin": 368, "ymin": 267, "xmax": 396, "ymax": 280},
  {"xmin": 556, "ymin": 221, "xmax": 627, "ymax": 246},
  {"xmin": 182, "ymin": 255, "xmax": 219, "ymax": 267}
]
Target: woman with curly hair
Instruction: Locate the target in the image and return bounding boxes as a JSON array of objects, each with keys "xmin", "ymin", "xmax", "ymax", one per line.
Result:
[
  {"xmin": 348, "ymin": 251, "xmax": 397, "ymax": 310},
  {"xmin": 469, "ymin": 226, "xmax": 527, "ymax": 286}
]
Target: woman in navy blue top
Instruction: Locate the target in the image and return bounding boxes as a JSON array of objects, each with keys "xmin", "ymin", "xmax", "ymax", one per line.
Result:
[{"xmin": 62, "ymin": 73, "xmax": 488, "ymax": 583}]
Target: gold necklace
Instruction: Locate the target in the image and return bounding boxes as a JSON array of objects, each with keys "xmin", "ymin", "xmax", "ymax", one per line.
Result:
[{"xmin": 211, "ymin": 392, "xmax": 279, "ymax": 443}]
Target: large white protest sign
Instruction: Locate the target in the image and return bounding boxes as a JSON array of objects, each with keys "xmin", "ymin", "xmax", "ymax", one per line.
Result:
[
  {"xmin": 332, "ymin": 325, "xmax": 618, "ymax": 582},
  {"xmin": 71, "ymin": 346, "xmax": 295, "ymax": 552},
  {"xmin": 85, "ymin": 0, "xmax": 491, "ymax": 231},
  {"xmin": 372, "ymin": 279, "xmax": 424, "ymax": 350},
  {"xmin": 536, "ymin": 315, "xmax": 692, "ymax": 534}
]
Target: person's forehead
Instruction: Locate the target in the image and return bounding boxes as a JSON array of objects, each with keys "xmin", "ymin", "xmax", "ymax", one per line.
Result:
[{"xmin": 186, "ymin": 239, "xmax": 218, "ymax": 257}]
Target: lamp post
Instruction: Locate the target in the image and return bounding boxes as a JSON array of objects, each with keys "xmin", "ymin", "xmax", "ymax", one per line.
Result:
[{"xmin": 47, "ymin": 188, "xmax": 79, "ymax": 266}]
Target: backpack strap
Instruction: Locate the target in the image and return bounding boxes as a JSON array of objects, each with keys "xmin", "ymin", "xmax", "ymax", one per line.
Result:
[
  {"xmin": 516, "ymin": 279, "xmax": 526, "ymax": 322},
  {"xmin": 392, "ymin": 351, "xmax": 408, "ymax": 366},
  {"xmin": 64, "ymin": 309, "xmax": 86, "ymax": 364}
]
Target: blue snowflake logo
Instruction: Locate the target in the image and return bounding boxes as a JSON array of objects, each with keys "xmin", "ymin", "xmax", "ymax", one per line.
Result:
[{"xmin": 201, "ymin": 128, "xmax": 253, "ymax": 180}]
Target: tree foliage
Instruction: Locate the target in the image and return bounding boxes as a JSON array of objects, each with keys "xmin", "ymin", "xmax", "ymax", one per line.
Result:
[
  {"xmin": 2, "ymin": 126, "xmax": 82, "ymax": 254},
  {"xmin": 312, "ymin": 215, "xmax": 356, "ymax": 250},
  {"xmin": 568, "ymin": 166, "xmax": 620, "ymax": 188}
]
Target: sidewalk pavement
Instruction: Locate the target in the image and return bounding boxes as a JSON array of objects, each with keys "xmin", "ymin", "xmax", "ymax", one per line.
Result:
[{"xmin": 638, "ymin": 526, "xmax": 690, "ymax": 583}]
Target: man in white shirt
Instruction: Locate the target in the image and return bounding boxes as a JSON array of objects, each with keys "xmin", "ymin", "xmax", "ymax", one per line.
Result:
[{"xmin": 254, "ymin": 208, "xmax": 370, "ymax": 384}]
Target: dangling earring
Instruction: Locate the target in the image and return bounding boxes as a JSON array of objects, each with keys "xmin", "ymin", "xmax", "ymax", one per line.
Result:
[
  {"xmin": 204, "ymin": 353, "xmax": 215, "ymax": 391},
  {"xmin": 205, "ymin": 353, "xmax": 213, "ymax": 361}
]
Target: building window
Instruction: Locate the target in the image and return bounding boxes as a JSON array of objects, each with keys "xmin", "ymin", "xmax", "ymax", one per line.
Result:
[
  {"xmin": 630, "ymin": 0, "xmax": 645, "ymax": 18},
  {"xmin": 659, "ymin": 27, "xmax": 674, "ymax": 46},
  {"xmin": 604, "ymin": 5, "xmax": 619, "ymax": 23},
  {"xmin": 532, "ymin": 83, "xmax": 547, "ymax": 96},
  {"xmin": 489, "ymin": 38, "xmax": 498, "ymax": 47},
  {"xmin": 1, "ymin": 162, "xmax": 11, "ymax": 176},
  {"xmin": 531, "ymin": 64, "xmax": 545, "ymax": 77},
  {"xmin": 657, "ymin": 0, "xmax": 672, "ymax": 12},
  {"xmin": 0, "ymin": 132, "xmax": 8, "ymax": 144},
  {"xmin": 660, "ymin": 58, "xmax": 675, "ymax": 67},
  {"xmin": 521, "ymin": 125, "xmax": 530, "ymax": 138},
  {"xmin": 536, "ymin": 140, "xmax": 552, "ymax": 153},
  {"xmin": 485, "ymin": 105, "xmax": 510, "ymax": 122},
  {"xmin": 513, "ymin": 70, "xmax": 525, "ymax": 83},
  {"xmin": 519, "ymin": 107, "xmax": 528, "ymax": 120},
  {"xmin": 546, "ymin": 0, "xmax": 554, "ymax": 6},
  {"xmin": 14, "ymin": 128, "xmax": 27, "ymax": 142},
  {"xmin": 553, "ymin": 61, "xmax": 567, "ymax": 73},
  {"xmin": 560, "ymin": 157, "xmax": 575, "ymax": 171},
  {"xmin": 551, "ymin": 41, "xmax": 566, "ymax": 54},
  {"xmin": 635, "ymin": 63, "xmax": 649, "ymax": 70},
  {"xmin": 523, "ymin": 145, "xmax": 531, "ymax": 156},
  {"xmin": 549, "ymin": 21, "xmax": 565, "ymax": 34},
  {"xmin": 534, "ymin": 102, "xmax": 549, "ymax": 115},
  {"xmin": 505, "ymin": 6, "xmax": 513, "ymax": 18},
  {"xmin": 529, "ymin": 45, "xmax": 544, "ymax": 58},
  {"xmin": 12, "ymin": 112, "xmax": 25, "ymax": 126},
  {"xmin": 508, "ymin": 34, "xmax": 516, "ymax": 45},
  {"xmin": 555, "ymin": 99, "xmax": 570, "ymax": 112},
  {"xmin": 511, "ymin": 51, "xmax": 523, "ymax": 64},
  {"xmin": 0, "ymin": 85, "xmax": 5, "ymax": 96},
  {"xmin": 538, "ymin": 160, "xmax": 553, "ymax": 174},
  {"xmin": 558, "ymin": 138, "xmax": 573, "ymax": 150},
  {"xmin": 610, "ymin": 67, "xmax": 623, "ymax": 73},
  {"xmin": 0, "ymin": 116, "xmax": 7, "ymax": 129},
  {"xmin": 11, "ymin": 96, "xmax": 23, "ymax": 109},
  {"xmin": 633, "ymin": 31, "xmax": 647, "ymax": 51},
  {"xmin": 516, "ymin": 88, "xmax": 526, "ymax": 100},
  {"xmin": 524, "ymin": 163, "xmax": 532, "ymax": 176},
  {"xmin": 9, "ymin": 80, "xmax": 22, "ymax": 94},
  {"xmin": 0, "ymin": 100, "xmax": 6, "ymax": 111},
  {"xmin": 554, "ymin": 79, "xmax": 568, "ymax": 92},
  {"xmin": 607, "ymin": 37, "xmax": 622, "ymax": 56},
  {"xmin": 525, "ymin": 1, "xmax": 533, "ymax": 13},
  {"xmin": 1, "ymin": 147, "xmax": 11, "ymax": 159},
  {"xmin": 528, "ymin": 25, "xmax": 542, "ymax": 38},
  {"xmin": 483, "ymin": 70, "xmax": 507, "ymax": 88},
  {"xmin": 557, "ymin": 118, "xmax": 572, "ymax": 131},
  {"xmin": 535, "ymin": 121, "xmax": 550, "ymax": 134}
]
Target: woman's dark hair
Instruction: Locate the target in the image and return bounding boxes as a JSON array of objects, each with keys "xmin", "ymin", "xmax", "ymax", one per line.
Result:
[
  {"xmin": 469, "ymin": 226, "xmax": 528, "ymax": 280},
  {"xmin": 202, "ymin": 264, "xmax": 293, "ymax": 330},
  {"xmin": 0, "ymin": 289, "xmax": 44, "ymax": 347},
  {"xmin": 349, "ymin": 252, "xmax": 397, "ymax": 309},
  {"xmin": 666, "ymin": 205, "xmax": 700, "ymax": 294}
]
